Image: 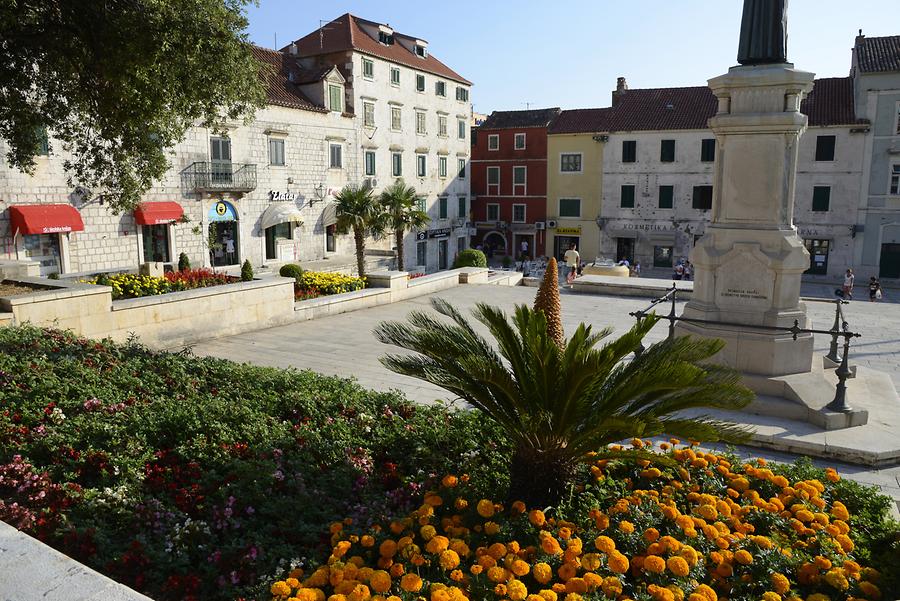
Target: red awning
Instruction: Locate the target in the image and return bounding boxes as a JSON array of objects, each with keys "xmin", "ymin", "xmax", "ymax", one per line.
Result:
[
  {"xmin": 9, "ymin": 204, "xmax": 84, "ymax": 236},
  {"xmin": 133, "ymin": 201, "xmax": 184, "ymax": 225}
]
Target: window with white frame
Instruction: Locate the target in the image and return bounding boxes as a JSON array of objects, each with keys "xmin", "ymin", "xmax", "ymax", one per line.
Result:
[
  {"xmin": 456, "ymin": 87, "xmax": 469, "ymax": 102},
  {"xmin": 391, "ymin": 107, "xmax": 402, "ymax": 131},
  {"xmin": 416, "ymin": 111, "xmax": 426, "ymax": 135},
  {"xmin": 560, "ymin": 153, "xmax": 582, "ymax": 172},
  {"xmin": 416, "ymin": 74, "xmax": 425, "ymax": 92},
  {"xmin": 487, "ymin": 134, "xmax": 499, "ymax": 151},
  {"xmin": 891, "ymin": 164, "xmax": 900, "ymax": 195},
  {"xmin": 487, "ymin": 203, "xmax": 500, "ymax": 221},
  {"xmin": 435, "ymin": 81, "xmax": 446, "ymax": 97},
  {"xmin": 416, "ymin": 154, "xmax": 427, "ymax": 177},
  {"xmin": 487, "ymin": 166, "xmax": 500, "ymax": 195},
  {"xmin": 458, "ymin": 158, "xmax": 466, "ymax": 179},
  {"xmin": 327, "ymin": 84, "xmax": 343, "ymax": 112},
  {"xmin": 512, "ymin": 204, "xmax": 526, "ymax": 223},
  {"xmin": 439, "ymin": 156, "xmax": 448, "ymax": 178},
  {"xmin": 268, "ymin": 138, "xmax": 285, "ymax": 166},
  {"xmin": 390, "ymin": 67, "xmax": 400, "ymax": 86},
  {"xmin": 392, "ymin": 152, "xmax": 402, "ymax": 177},
  {"xmin": 438, "ymin": 115, "xmax": 448, "ymax": 137},
  {"xmin": 514, "ymin": 133, "xmax": 526, "ymax": 150},
  {"xmin": 513, "ymin": 166, "xmax": 526, "ymax": 195},
  {"xmin": 363, "ymin": 102, "xmax": 375, "ymax": 128},
  {"xmin": 364, "ymin": 150, "xmax": 376, "ymax": 176},
  {"xmin": 416, "ymin": 196, "xmax": 426, "ymax": 212},
  {"xmin": 362, "ymin": 58, "xmax": 374, "ymax": 80},
  {"xmin": 559, "ymin": 198, "xmax": 581, "ymax": 218},
  {"xmin": 329, "ymin": 143, "xmax": 342, "ymax": 169},
  {"xmin": 415, "ymin": 44, "xmax": 427, "ymax": 58},
  {"xmin": 458, "ymin": 119, "xmax": 466, "ymax": 140}
]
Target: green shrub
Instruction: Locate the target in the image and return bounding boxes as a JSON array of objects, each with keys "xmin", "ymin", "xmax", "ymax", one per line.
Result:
[
  {"xmin": 177, "ymin": 252, "xmax": 191, "ymax": 272},
  {"xmin": 279, "ymin": 263, "xmax": 303, "ymax": 281},
  {"xmin": 501, "ymin": 255, "xmax": 512, "ymax": 268},
  {"xmin": 240, "ymin": 259, "xmax": 254, "ymax": 281},
  {"xmin": 452, "ymin": 248, "xmax": 487, "ymax": 269}
]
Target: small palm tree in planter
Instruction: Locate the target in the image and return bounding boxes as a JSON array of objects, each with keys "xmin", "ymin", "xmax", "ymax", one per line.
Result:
[
  {"xmin": 374, "ymin": 265, "xmax": 754, "ymax": 507},
  {"xmin": 334, "ymin": 183, "xmax": 387, "ymax": 279},
  {"xmin": 379, "ymin": 179, "xmax": 430, "ymax": 271}
]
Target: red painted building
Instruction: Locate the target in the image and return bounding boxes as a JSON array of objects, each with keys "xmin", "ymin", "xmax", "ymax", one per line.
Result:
[{"xmin": 470, "ymin": 108, "xmax": 560, "ymax": 259}]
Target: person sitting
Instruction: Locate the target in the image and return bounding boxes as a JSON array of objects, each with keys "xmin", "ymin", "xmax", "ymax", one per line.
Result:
[
  {"xmin": 617, "ymin": 257, "xmax": 630, "ymax": 267},
  {"xmin": 673, "ymin": 262, "xmax": 685, "ymax": 280}
]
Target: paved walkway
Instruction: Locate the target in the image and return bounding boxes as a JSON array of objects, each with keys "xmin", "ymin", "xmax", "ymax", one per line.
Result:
[{"xmin": 194, "ymin": 284, "xmax": 900, "ymax": 501}]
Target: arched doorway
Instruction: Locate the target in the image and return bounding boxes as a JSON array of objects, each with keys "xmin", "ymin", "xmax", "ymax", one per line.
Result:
[
  {"xmin": 208, "ymin": 200, "xmax": 239, "ymax": 267},
  {"xmin": 482, "ymin": 231, "xmax": 507, "ymax": 256}
]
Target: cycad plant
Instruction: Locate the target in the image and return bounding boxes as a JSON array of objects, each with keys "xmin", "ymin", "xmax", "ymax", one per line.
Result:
[
  {"xmin": 334, "ymin": 183, "xmax": 387, "ymax": 279},
  {"xmin": 379, "ymin": 179, "xmax": 430, "ymax": 271},
  {"xmin": 375, "ymin": 299, "xmax": 753, "ymax": 507}
]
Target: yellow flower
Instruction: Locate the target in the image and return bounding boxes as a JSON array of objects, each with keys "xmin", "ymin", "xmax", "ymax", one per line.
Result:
[
  {"xmin": 529, "ymin": 510, "xmax": 546, "ymax": 527},
  {"xmin": 667, "ymin": 556, "xmax": 690, "ymax": 577},
  {"xmin": 507, "ymin": 579, "xmax": 528, "ymax": 601},
  {"xmin": 644, "ymin": 555, "xmax": 666, "ymax": 573},
  {"xmin": 439, "ymin": 549, "xmax": 460, "ymax": 570},
  {"xmin": 399, "ymin": 573, "xmax": 422, "ymax": 593},
  {"xmin": 734, "ymin": 549, "xmax": 753, "ymax": 565},
  {"xmin": 771, "ymin": 573, "xmax": 790, "ymax": 595},
  {"xmin": 618, "ymin": 520, "xmax": 635, "ymax": 534},
  {"xmin": 271, "ymin": 581, "xmax": 292, "ymax": 597},
  {"xmin": 533, "ymin": 562, "xmax": 553, "ymax": 584},
  {"xmin": 476, "ymin": 499, "xmax": 495, "ymax": 518}
]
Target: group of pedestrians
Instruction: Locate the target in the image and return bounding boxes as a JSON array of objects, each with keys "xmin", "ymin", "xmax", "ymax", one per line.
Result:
[{"xmin": 839, "ymin": 268, "xmax": 884, "ymax": 302}]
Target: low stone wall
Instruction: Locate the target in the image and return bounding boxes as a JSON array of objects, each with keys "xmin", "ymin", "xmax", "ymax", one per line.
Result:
[
  {"xmin": 1, "ymin": 276, "xmax": 296, "ymax": 347},
  {"xmin": 572, "ymin": 275, "xmax": 694, "ymax": 298}
]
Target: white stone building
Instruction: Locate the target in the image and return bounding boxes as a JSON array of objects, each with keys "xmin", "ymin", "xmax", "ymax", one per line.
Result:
[
  {"xmin": 286, "ymin": 13, "xmax": 473, "ymax": 272},
  {"xmin": 596, "ymin": 77, "xmax": 866, "ymax": 279}
]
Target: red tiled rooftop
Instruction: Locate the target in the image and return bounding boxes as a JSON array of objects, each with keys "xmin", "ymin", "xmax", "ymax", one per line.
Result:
[
  {"xmin": 855, "ymin": 35, "xmax": 900, "ymax": 73},
  {"xmin": 548, "ymin": 108, "xmax": 613, "ymax": 134},
  {"xmin": 250, "ymin": 45, "xmax": 327, "ymax": 113}
]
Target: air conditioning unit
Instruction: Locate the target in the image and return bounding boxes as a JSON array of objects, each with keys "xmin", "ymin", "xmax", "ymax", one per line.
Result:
[
  {"xmin": 365, "ymin": 177, "xmax": 378, "ymax": 188},
  {"xmin": 535, "ymin": 221, "xmax": 546, "ymax": 230},
  {"xmin": 546, "ymin": 219, "xmax": 558, "ymax": 229}
]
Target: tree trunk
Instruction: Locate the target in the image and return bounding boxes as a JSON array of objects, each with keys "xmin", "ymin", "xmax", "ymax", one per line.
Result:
[
  {"xmin": 506, "ymin": 445, "xmax": 573, "ymax": 508},
  {"xmin": 353, "ymin": 227, "xmax": 366, "ymax": 278},
  {"xmin": 395, "ymin": 228, "xmax": 405, "ymax": 271}
]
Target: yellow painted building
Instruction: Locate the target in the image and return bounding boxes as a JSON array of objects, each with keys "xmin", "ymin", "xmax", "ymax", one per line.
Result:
[{"xmin": 545, "ymin": 109, "xmax": 609, "ymax": 262}]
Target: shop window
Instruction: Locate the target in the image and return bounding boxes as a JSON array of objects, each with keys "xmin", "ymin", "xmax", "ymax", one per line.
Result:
[
  {"xmin": 559, "ymin": 198, "xmax": 581, "ymax": 218},
  {"xmin": 416, "ymin": 240, "xmax": 427, "ymax": 265},
  {"xmin": 660, "ymin": 139, "xmax": 676, "ymax": 162},
  {"xmin": 142, "ymin": 224, "xmax": 171, "ymax": 263},
  {"xmin": 803, "ymin": 239, "xmax": 829, "ymax": 275},
  {"xmin": 815, "ymin": 135, "xmax": 836, "ymax": 161},
  {"xmin": 692, "ymin": 185, "xmax": 713, "ymax": 210},
  {"xmin": 700, "ymin": 139, "xmax": 716, "ymax": 162},
  {"xmin": 620, "ymin": 185, "xmax": 635, "ymax": 208},
  {"xmin": 487, "ymin": 203, "xmax": 500, "ymax": 221},
  {"xmin": 659, "ymin": 185, "xmax": 674, "ymax": 209},
  {"xmin": 265, "ymin": 222, "xmax": 293, "ymax": 261},
  {"xmin": 622, "ymin": 140, "xmax": 636, "ymax": 163},
  {"xmin": 653, "ymin": 246, "xmax": 673, "ymax": 268},
  {"xmin": 616, "ymin": 238, "xmax": 635, "ymax": 264},
  {"xmin": 812, "ymin": 186, "xmax": 830, "ymax": 212}
]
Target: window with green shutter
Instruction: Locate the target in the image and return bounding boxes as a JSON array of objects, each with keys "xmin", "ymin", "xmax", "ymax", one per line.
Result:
[
  {"xmin": 658, "ymin": 185, "xmax": 674, "ymax": 209},
  {"xmin": 328, "ymin": 85, "xmax": 343, "ymax": 112},
  {"xmin": 620, "ymin": 185, "xmax": 635, "ymax": 208},
  {"xmin": 692, "ymin": 185, "xmax": 713, "ymax": 210},
  {"xmin": 700, "ymin": 139, "xmax": 716, "ymax": 162},
  {"xmin": 812, "ymin": 186, "xmax": 831, "ymax": 211},
  {"xmin": 559, "ymin": 198, "xmax": 581, "ymax": 217},
  {"xmin": 457, "ymin": 196, "xmax": 467, "ymax": 218},
  {"xmin": 622, "ymin": 140, "xmax": 636, "ymax": 163},
  {"xmin": 439, "ymin": 197, "xmax": 448, "ymax": 219},
  {"xmin": 660, "ymin": 140, "xmax": 676, "ymax": 162}
]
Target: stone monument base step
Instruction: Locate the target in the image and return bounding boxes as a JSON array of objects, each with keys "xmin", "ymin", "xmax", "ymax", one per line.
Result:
[
  {"xmin": 739, "ymin": 361, "xmax": 899, "ymax": 430},
  {"xmin": 571, "ymin": 275, "xmax": 694, "ymax": 298}
]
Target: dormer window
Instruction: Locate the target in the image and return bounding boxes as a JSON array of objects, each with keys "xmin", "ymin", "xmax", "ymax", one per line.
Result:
[
  {"xmin": 378, "ymin": 31, "xmax": 394, "ymax": 45},
  {"xmin": 415, "ymin": 44, "xmax": 427, "ymax": 58},
  {"xmin": 328, "ymin": 84, "xmax": 343, "ymax": 113}
]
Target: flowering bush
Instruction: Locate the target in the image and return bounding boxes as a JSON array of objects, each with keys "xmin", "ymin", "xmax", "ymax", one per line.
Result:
[
  {"xmin": 87, "ymin": 268, "xmax": 234, "ymax": 299},
  {"xmin": 269, "ymin": 442, "xmax": 896, "ymax": 601},
  {"xmin": 297, "ymin": 271, "xmax": 366, "ymax": 297}
]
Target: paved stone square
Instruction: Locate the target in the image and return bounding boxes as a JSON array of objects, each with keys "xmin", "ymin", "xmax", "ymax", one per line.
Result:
[{"xmin": 194, "ymin": 284, "xmax": 900, "ymax": 501}]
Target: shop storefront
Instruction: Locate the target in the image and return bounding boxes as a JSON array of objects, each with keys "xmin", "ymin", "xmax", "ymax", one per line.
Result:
[
  {"xmin": 208, "ymin": 200, "xmax": 240, "ymax": 267},
  {"xmin": 260, "ymin": 196, "xmax": 304, "ymax": 263},
  {"xmin": 9, "ymin": 204, "xmax": 84, "ymax": 276},
  {"xmin": 553, "ymin": 226, "xmax": 582, "ymax": 262},
  {"xmin": 601, "ymin": 220, "xmax": 695, "ymax": 271},
  {"xmin": 429, "ymin": 227, "xmax": 452, "ymax": 270},
  {"xmin": 134, "ymin": 202, "xmax": 184, "ymax": 265}
]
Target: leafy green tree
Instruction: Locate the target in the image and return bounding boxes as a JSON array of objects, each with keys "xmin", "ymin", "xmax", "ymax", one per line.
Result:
[
  {"xmin": 334, "ymin": 183, "xmax": 387, "ymax": 279},
  {"xmin": 0, "ymin": 0, "xmax": 266, "ymax": 213},
  {"xmin": 379, "ymin": 179, "xmax": 430, "ymax": 271},
  {"xmin": 375, "ymin": 300, "xmax": 754, "ymax": 507}
]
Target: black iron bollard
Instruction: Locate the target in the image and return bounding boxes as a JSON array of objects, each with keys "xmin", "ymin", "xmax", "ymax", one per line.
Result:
[
  {"xmin": 826, "ymin": 299, "xmax": 843, "ymax": 363},
  {"xmin": 667, "ymin": 283, "xmax": 677, "ymax": 341},
  {"xmin": 826, "ymin": 328, "xmax": 854, "ymax": 413}
]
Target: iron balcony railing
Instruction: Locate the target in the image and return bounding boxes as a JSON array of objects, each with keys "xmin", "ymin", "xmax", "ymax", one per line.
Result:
[{"xmin": 182, "ymin": 161, "xmax": 257, "ymax": 193}]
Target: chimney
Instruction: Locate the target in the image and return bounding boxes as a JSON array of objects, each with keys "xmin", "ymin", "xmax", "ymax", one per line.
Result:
[
  {"xmin": 289, "ymin": 42, "xmax": 298, "ymax": 55},
  {"xmin": 612, "ymin": 76, "xmax": 629, "ymax": 107},
  {"xmin": 855, "ymin": 29, "xmax": 865, "ymax": 46}
]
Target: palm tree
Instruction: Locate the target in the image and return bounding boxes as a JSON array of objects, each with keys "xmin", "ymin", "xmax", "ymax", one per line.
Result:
[
  {"xmin": 334, "ymin": 183, "xmax": 387, "ymax": 278},
  {"xmin": 379, "ymin": 179, "xmax": 429, "ymax": 271},
  {"xmin": 374, "ymin": 300, "xmax": 754, "ymax": 507}
]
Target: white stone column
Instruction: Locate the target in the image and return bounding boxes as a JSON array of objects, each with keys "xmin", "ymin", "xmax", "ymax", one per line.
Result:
[{"xmin": 678, "ymin": 64, "xmax": 816, "ymax": 376}]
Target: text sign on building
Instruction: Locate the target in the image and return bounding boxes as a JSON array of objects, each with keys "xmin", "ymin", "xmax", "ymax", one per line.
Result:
[
  {"xmin": 415, "ymin": 231, "xmax": 427, "ymax": 241},
  {"xmin": 555, "ymin": 227, "xmax": 582, "ymax": 236},
  {"xmin": 269, "ymin": 190, "xmax": 299, "ymax": 202},
  {"xmin": 428, "ymin": 227, "xmax": 452, "ymax": 239}
]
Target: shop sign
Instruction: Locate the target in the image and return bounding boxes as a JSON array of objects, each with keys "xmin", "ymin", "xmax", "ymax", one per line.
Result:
[
  {"xmin": 41, "ymin": 226, "xmax": 73, "ymax": 233},
  {"xmin": 428, "ymin": 227, "xmax": 452, "ymax": 239},
  {"xmin": 620, "ymin": 223, "xmax": 673, "ymax": 232},
  {"xmin": 415, "ymin": 231, "xmax": 427, "ymax": 241},
  {"xmin": 510, "ymin": 223, "xmax": 535, "ymax": 231},
  {"xmin": 555, "ymin": 226, "xmax": 582, "ymax": 235},
  {"xmin": 269, "ymin": 190, "xmax": 299, "ymax": 202},
  {"xmin": 208, "ymin": 200, "xmax": 238, "ymax": 222},
  {"xmin": 474, "ymin": 221, "xmax": 498, "ymax": 229}
]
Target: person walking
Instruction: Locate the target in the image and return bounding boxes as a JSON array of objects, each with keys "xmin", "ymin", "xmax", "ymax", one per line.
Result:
[
  {"xmin": 869, "ymin": 276, "xmax": 883, "ymax": 302},
  {"xmin": 520, "ymin": 239, "xmax": 529, "ymax": 261},
  {"xmin": 564, "ymin": 242, "xmax": 580, "ymax": 286},
  {"xmin": 842, "ymin": 268, "xmax": 855, "ymax": 300}
]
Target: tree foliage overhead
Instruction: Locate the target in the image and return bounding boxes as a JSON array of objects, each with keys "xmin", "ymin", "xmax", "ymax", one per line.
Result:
[{"xmin": 0, "ymin": 0, "xmax": 266, "ymax": 213}]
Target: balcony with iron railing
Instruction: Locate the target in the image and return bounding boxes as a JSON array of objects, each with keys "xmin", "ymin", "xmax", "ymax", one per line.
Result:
[{"xmin": 181, "ymin": 161, "xmax": 257, "ymax": 193}]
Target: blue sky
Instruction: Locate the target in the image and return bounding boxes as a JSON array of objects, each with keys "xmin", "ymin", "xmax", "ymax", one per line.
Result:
[{"xmin": 245, "ymin": 1, "xmax": 897, "ymax": 114}]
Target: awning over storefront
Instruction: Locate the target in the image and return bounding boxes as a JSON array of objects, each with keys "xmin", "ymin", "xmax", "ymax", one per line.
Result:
[
  {"xmin": 322, "ymin": 202, "xmax": 338, "ymax": 227},
  {"xmin": 260, "ymin": 203, "xmax": 304, "ymax": 231},
  {"xmin": 9, "ymin": 204, "xmax": 84, "ymax": 236},
  {"xmin": 133, "ymin": 201, "xmax": 184, "ymax": 225}
]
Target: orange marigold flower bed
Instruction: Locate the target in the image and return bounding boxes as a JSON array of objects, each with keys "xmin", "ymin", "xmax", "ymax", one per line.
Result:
[{"xmin": 269, "ymin": 443, "xmax": 882, "ymax": 601}]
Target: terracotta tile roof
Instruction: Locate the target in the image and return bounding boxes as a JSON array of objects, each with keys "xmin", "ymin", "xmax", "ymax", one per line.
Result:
[
  {"xmin": 480, "ymin": 108, "xmax": 561, "ymax": 130},
  {"xmin": 548, "ymin": 108, "xmax": 613, "ymax": 134},
  {"xmin": 250, "ymin": 45, "xmax": 327, "ymax": 113},
  {"xmin": 856, "ymin": 35, "xmax": 900, "ymax": 73},
  {"xmin": 287, "ymin": 13, "xmax": 471, "ymax": 85},
  {"xmin": 598, "ymin": 77, "xmax": 861, "ymax": 132}
]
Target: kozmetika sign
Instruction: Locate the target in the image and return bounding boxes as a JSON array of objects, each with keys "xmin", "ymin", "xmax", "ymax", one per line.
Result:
[{"xmin": 555, "ymin": 227, "xmax": 581, "ymax": 235}]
